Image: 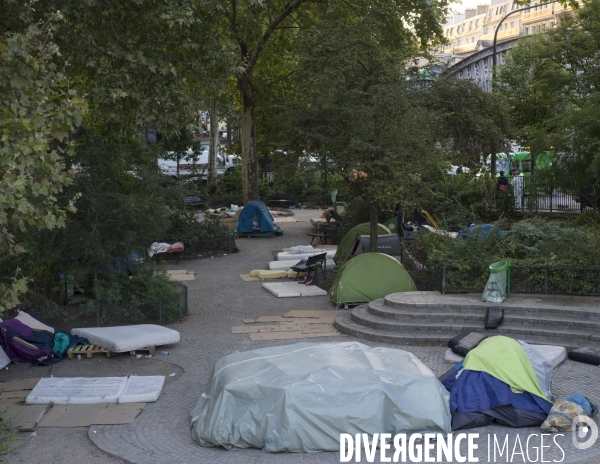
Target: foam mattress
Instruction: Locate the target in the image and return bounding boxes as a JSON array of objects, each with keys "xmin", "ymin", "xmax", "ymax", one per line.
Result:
[
  {"xmin": 443, "ymin": 344, "xmax": 566, "ymax": 369},
  {"xmin": 27, "ymin": 376, "xmax": 166, "ymax": 404},
  {"xmin": 119, "ymin": 376, "xmax": 165, "ymax": 403},
  {"xmin": 71, "ymin": 325, "xmax": 180, "ymax": 353},
  {"xmin": 530, "ymin": 344, "xmax": 566, "ymax": 369},
  {"xmin": 27, "ymin": 377, "xmax": 127, "ymax": 404},
  {"xmin": 262, "ymin": 282, "xmax": 327, "ymax": 298},
  {"xmin": 269, "ymin": 260, "xmax": 300, "ymax": 271},
  {"xmin": 277, "ymin": 250, "xmax": 335, "ymax": 261}
]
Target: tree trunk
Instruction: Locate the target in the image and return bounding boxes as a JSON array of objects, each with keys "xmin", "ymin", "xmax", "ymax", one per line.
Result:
[
  {"xmin": 369, "ymin": 202, "xmax": 379, "ymax": 252},
  {"xmin": 176, "ymin": 153, "xmax": 180, "ymax": 181},
  {"xmin": 491, "ymin": 151, "xmax": 497, "ymax": 177},
  {"xmin": 226, "ymin": 122, "xmax": 232, "ymax": 144},
  {"xmin": 208, "ymin": 100, "xmax": 219, "ymax": 188},
  {"xmin": 241, "ymin": 89, "xmax": 260, "ymax": 203}
]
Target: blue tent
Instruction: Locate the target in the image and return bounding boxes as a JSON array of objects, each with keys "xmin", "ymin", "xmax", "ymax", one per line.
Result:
[
  {"xmin": 236, "ymin": 201, "xmax": 283, "ymax": 237},
  {"xmin": 457, "ymin": 224, "xmax": 503, "ymax": 240}
]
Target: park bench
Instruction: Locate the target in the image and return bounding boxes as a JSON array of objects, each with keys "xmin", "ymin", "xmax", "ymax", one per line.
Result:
[
  {"xmin": 184, "ymin": 196, "xmax": 205, "ymax": 208},
  {"xmin": 268, "ymin": 193, "xmax": 295, "ymax": 207},
  {"xmin": 291, "ymin": 252, "xmax": 327, "ymax": 283}
]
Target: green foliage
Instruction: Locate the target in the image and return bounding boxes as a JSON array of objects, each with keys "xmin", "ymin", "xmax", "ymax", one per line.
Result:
[
  {"xmin": 0, "ymin": 413, "xmax": 18, "ymax": 456},
  {"xmin": 0, "ymin": 24, "xmax": 86, "ymax": 311},
  {"xmin": 408, "ymin": 218, "xmax": 600, "ymax": 294},
  {"xmin": 498, "ymin": 0, "xmax": 600, "ymax": 192},
  {"xmin": 92, "ymin": 266, "xmax": 179, "ymax": 306}
]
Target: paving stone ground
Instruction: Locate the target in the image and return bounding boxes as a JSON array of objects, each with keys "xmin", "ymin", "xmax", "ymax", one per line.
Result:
[{"xmin": 13, "ymin": 209, "xmax": 600, "ymax": 463}]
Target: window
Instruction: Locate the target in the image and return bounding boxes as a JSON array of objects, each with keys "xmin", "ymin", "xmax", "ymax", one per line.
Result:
[
  {"xmin": 475, "ymin": 19, "xmax": 479, "ymax": 28},
  {"xmin": 524, "ymin": 27, "xmax": 529, "ymax": 35},
  {"xmin": 511, "ymin": 21, "xmax": 514, "ymax": 28},
  {"xmin": 550, "ymin": 21, "xmax": 555, "ymax": 28},
  {"xmin": 457, "ymin": 39, "xmax": 461, "ymax": 45}
]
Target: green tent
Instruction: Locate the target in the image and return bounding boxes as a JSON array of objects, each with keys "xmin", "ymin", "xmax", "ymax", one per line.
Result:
[
  {"xmin": 334, "ymin": 222, "xmax": 391, "ymax": 263},
  {"xmin": 384, "ymin": 217, "xmax": 398, "ymax": 234},
  {"xmin": 329, "ymin": 253, "xmax": 417, "ymax": 305}
]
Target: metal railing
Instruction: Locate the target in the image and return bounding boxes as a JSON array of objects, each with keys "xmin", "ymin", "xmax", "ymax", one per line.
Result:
[
  {"xmin": 487, "ymin": 175, "xmax": 598, "ymax": 214},
  {"xmin": 404, "ymin": 261, "xmax": 600, "ymax": 296},
  {"xmin": 13, "ymin": 284, "xmax": 188, "ymax": 332}
]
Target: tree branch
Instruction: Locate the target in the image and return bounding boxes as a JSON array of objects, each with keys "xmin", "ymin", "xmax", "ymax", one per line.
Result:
[{"xmin": 243, "ymin": 0, "xmax": 317, "ymax": 78}]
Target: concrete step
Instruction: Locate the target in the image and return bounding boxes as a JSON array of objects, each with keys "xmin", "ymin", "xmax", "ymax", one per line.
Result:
[
  {"xmin": 382, "ymin": 292, "xmax": 600, "ymax": 321},
  {"xmin": 335, "ymin": 309, "xmax": 599, "ymax": 349},
  {"xmin": 352, "ymin": 305, "xmax": 600, "ymax": 343},
  {"xmin": 366, "ymin": 300, "xmax": 600, "ymax": 331}
]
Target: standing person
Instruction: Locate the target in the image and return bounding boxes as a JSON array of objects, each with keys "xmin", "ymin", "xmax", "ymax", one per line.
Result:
[
  {"xmin": 510, "ymin": 162, "xmax": 521, "ymax": 177},
  {"xmin": 497, "ymin": 171, "xmax": 509, "ymax": 191},
  {"xmin": 513, "ymin": 174, "xmax": 524, "ymax": 209}
]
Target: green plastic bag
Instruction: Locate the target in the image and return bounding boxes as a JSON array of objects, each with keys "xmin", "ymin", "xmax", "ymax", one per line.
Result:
[{"xmin": 482, "ymin": 261, "xmax": 510, "ymax": 303}]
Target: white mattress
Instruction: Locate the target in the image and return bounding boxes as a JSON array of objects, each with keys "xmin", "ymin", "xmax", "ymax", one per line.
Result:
[
  {"xmin": 262, "ymin": 282, "xmax": 327, "ymax": 298},
  {"xmin": 277, "ymin": 250, "xmax": 336, "ymax": 261},
  {"xmin": 0, "ymin": 345, "xmax": 10, "ymax": 369},
  {"xmin": 443, "ymin": 345, "xmax": 566, "ymax": 369},
  {"xmin": 71, "ymin": 325, "xmax": 180, "ymax": 352},
  {"xmin": 27, "ymin": 377, "xmax": 127, "ymax": 404},
  {"xmin": 530, "ymin": 344, "xmax": 567, "ymax": 369},
  {"xmin": 268, "ymin": 260, "xmax": 300, "ymax": 271},
  {"xmin": 443, "ymin": 349, "xmax": 464, "ymax": 364},
  {"xmin": 118, "ymin": 376, "xmax": 165, "ymax": 403}
]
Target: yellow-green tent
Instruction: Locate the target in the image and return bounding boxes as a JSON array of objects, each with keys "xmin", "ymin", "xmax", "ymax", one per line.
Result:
[
  {"xmin": 334, "ymin": 223, "xmax": 391, "ymax": 264},
  {"xmin": 329, "ymin": 253, "xmax": 416, "ymax": 305}
]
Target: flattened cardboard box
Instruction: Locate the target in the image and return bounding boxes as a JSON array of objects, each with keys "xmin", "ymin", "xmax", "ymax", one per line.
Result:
[
  {"xmin": 39, "ymin": 403, "xmax": 146, "ymax": 427},
  {"xmin": 0, "ymin": 378, "xmax": 40, "ymax": 392}
]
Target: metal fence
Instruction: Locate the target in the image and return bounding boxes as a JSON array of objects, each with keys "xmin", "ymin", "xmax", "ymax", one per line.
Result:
[
  {"xmin": 489, "ymin": 175, "xmax": 597, "ymax": 214},
  {"xmin": 404, "ymin": 261, "xmax": 600, "ymax": 296},
  {"xmin": 11, "ymin": 284, "xmax": 188, "ymax": 332}
]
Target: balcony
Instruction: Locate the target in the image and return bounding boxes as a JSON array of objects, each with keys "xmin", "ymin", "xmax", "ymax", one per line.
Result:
[
  {"xmin": 522, "ymin": 8, "xmax": 554, "ymax": 23},
  {"xmin": 480, "ymin": 27, "xmax": 520, "ymax": 42}
]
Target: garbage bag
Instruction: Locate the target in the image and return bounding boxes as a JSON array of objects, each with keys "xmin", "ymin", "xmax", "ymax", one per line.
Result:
[
  {"xmin": 452, "ymin": 332, "xmax": 487, "ymax": 357},
  {"xmin": 485, "ymin": 307, "xmax": 504, "ymax": 329},
  {"xmin": 482, "ymin": 261, "xmax": 510, "ymax": 303},
  {"xmin": 568, "ymin": 347, "xmax": 600, "ymax": 366}
]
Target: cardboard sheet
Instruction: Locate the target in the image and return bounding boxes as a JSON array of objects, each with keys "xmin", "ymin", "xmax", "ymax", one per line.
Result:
[
  {"xmin": 94, "ymin": 403, "xmax": 145, "ymax": 424},
  {"xmin": 39, "ymin": 404, "xmax": 108, "ymax": 427},
  {"xmin": 239, "ymin": 274, "xmax": 260, "ymax": 282},
  {"xmin": 167, "ymin": 273, "xmax": 195, "ymax": 281},
  {"xmin": 249, "ymin": 331, "xmax": 305, "ymax": 341},
  {"xmin": 0, "ymin": 390, "xmax": 30, "ymax": 400},
  {"xmin": 283, "ymin": 310, "xmax": 341, "ymax": 318},
  {"xmin": 301, "ymin": 324, "xmax": 336, "ymax": 334},
  {"xmin": 38, "ymin": 403, "xmax": 145, "ymax": 427},
  {"xmin": 231, "ymin": 325, "xmax": 300, "ymax": 334},
  {"xmin": 0, "ymin": 378, "xmax": 40, "ymax": 392},
  {"xmin": 14, "ymin": 404, "xmax": 53, "ymax": 431}
]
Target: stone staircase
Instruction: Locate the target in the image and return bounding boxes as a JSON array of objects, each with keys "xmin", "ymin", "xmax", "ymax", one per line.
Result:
[{"xmin": 334, "ymin": 291, "xmax": 600, "ymax": 349}]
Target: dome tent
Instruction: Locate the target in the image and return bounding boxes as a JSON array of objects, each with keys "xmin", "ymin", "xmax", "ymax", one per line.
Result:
[
  {"xmin": 329, "ymin": 253, "xmax": 416, "ymax": 305},
  {"xmin": 334, "ymin": 222, "xmax": 391, "ymax": 264},
  {"xmin": 349, "ymin": 234, "xmax": 402, "ymax": 258},
  {"xmin": 236, "ymin": 200, "xmax": 283, "ymax": 237}
]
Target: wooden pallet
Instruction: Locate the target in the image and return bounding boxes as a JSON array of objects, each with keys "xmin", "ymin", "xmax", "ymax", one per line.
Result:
[
  {"xmin": 128, "ymin": 346, "xmax": 155, "ymax": 356},
  {"xmin": 67, "ymin": 344, "xmax": 112, "ymax": 359}
]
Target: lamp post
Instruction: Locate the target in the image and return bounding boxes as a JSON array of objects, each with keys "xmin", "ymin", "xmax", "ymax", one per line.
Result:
[{"xmin": 492, "ymin": 1, "xmax": 557, "ymax": 75}]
